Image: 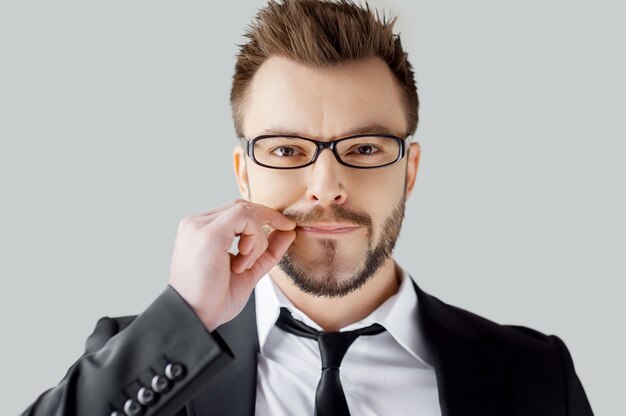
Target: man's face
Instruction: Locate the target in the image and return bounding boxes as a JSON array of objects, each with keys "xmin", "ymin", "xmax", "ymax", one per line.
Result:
[{"xmin": 234, "ymin": 55, "xmax": 420, "ymax": 297}]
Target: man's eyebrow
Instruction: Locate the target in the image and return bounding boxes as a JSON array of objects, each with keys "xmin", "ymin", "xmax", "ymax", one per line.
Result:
[{"xmin": 261, "ymin": 123, "xmax": 399, "ymax": 138}]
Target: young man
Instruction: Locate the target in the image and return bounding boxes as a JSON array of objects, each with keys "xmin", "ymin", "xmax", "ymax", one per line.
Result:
[{"xmin": 24, "ymin": 1, "xmax": 593, "ymax": 415}]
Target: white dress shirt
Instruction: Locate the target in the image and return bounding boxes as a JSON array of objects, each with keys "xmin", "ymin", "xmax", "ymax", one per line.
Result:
[{"xmin": 254, "ymin": 266, "xmax": 441, "ymax": 415}]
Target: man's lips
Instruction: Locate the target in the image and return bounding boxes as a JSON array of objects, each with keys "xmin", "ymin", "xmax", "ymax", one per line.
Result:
[{"xmin": 296, "ymin": 224, "xmax": 360, "ymax": 234}]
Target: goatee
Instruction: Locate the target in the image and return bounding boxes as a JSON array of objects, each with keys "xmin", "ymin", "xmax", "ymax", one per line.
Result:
[{"xmin": 278, "ymin": 198, "xmax": 406, "ymax": 297}]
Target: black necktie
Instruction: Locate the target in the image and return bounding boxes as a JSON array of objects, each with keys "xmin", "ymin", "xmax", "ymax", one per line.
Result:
[{"xmin": 275, "ymin": 307, "xmax": 386, "ymax": 416}]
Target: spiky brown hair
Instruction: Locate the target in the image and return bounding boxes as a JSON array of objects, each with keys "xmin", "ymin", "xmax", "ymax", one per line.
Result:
[{"xmin": 230, "ymin": 0, "xmax": 418, "ymax": 137}]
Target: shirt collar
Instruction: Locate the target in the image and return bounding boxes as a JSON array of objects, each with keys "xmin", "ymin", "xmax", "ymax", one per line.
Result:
[{"xmin": 255, "ymin": 265, "xmax": 433, "ymax": 367}]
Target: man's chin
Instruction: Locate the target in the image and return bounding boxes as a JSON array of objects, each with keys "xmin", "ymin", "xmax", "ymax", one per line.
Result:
[{"xmin": 277, "ymin": 255, "xmax": 374, "ymax": 298}]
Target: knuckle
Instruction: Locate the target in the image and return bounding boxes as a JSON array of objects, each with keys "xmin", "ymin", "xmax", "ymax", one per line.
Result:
[
  {"xmin": 231, "ymin": 200, "xmax": 254, "ymax": 217},
  {"xmin": 179, "ymin": 216, "xmax": 205, "ymax": 234},
  {"xmin": 233, "ymin": 198, "xmax": 249, "ymax": 208}
]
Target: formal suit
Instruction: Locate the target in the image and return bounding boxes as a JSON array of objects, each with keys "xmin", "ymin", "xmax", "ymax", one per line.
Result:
[{"xmin": 23, "ymin": 280, "xmax": 594, "ymax": 416}]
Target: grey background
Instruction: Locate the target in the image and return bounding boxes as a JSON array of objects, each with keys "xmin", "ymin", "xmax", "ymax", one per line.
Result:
[{"xmin": 1, "ymin": 0, "xmax": 623, "ymax": 414}]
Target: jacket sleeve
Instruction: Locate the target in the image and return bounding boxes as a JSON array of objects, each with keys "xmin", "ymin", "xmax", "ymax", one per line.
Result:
[
  {"xmin": 550, "ymin": 335, "xmax": 594, "ymax": 416},
  {"xmin": 22, "ymin": 285, "xmax": 235, "ymax": 416}
]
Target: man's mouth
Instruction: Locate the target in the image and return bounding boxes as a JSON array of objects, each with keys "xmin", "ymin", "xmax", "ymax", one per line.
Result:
[{"xmin": 297, "ymin": 223, "xmax": 360, "ymax": 234}]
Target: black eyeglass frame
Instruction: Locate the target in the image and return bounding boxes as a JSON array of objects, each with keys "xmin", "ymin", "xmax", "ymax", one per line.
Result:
[{"xmin": 239, "ymin": 133, "xmax": 411, "ymax": 170}]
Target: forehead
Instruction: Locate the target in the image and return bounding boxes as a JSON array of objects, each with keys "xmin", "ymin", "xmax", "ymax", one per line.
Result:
[{"xmin": 243, "ymin": 55, "xmax": 408, "ymax": 139}]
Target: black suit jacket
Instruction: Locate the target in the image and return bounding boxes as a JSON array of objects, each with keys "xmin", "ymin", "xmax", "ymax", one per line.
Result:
[{"xmin": 23, "ymin": 280, "xmax": 594, "ymax": 415}]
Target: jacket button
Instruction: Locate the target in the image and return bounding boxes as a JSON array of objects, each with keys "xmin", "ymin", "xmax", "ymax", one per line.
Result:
[
  {"xmin": 165, "ymin": 362, "xmax": 185, "ymax": 381},
  {"xmin": 151, "ymin": 374, "xmax": 171, "ymax": 393},
  {"xmin": 137, "ymin": 387, "xmax": 157, "ymax": 406},
  {"xmin": 123, "ymin": 399, "xmax": 144, "ymax": 416}
]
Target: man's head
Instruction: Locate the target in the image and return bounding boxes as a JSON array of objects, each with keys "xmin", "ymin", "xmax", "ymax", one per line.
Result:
[{"xmin": 232, "ymin": 0, "xmax": 421, "ymax": 298}]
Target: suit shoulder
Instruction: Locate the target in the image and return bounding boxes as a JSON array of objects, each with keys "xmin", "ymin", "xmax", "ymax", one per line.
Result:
[
  {"xmin": 427, "ymin": 293, "xmax": 560, "ymax": 352},
  {"xmin": 427, "ymin": 294, "xmax": 593, "ymax": 412}
]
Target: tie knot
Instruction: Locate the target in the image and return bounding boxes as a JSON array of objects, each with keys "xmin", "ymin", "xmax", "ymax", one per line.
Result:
[
  {"xmin": 275, "ymin": 307, "xmax": 386, "ymax": 369},
  {"xmin": 317, "ymin": 332, "xmax": 359, "ymax": 369}
]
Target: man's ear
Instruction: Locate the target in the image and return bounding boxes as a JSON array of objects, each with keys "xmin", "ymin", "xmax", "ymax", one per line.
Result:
[
  {"xmin": 233, "ymin": 145, "xmax": 250, "ymax": 200},
  {"xmin": 405, "ymin": 142, "xmax": 421, "ymax": 200}
]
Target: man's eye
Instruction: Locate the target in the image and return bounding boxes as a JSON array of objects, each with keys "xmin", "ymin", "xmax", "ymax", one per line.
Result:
[
  {"xmin": 351, "ymin": 145, "xmax": 379, "ymax": 155},
  {"xmin": 271, "ymin": 146, "xmax": 299, "ymax": 157}
]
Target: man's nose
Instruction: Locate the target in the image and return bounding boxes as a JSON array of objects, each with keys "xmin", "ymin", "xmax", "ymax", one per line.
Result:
[{"xmin": 305, "ymin": 148, "xmax": 348, "ymax": 205}]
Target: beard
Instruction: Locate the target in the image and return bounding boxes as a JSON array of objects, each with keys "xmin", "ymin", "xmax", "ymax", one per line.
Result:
[{"xmin": 278, "ymin": 196, "xmax": 406, "ymax": 298}]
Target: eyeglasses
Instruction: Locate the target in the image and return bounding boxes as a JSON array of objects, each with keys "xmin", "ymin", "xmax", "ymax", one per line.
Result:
[{"xmin": 239, "ymin": 133, "xmax": 410, "ymax": 170}]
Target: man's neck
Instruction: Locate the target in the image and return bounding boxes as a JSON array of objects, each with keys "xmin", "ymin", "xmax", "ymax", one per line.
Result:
[{"xmin": 268, "ymin": 258, "xmax": 401, "ymax": 332}]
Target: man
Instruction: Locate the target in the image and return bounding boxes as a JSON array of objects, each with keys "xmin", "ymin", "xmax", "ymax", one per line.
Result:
[{"xmin": 23, "ymin": 0, "xmax": 593, "ymax": 415}]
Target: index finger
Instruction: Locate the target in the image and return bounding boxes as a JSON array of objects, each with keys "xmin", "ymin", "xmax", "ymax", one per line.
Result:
[{"xmin": 246, "ymin": 202, "xmax": 296, "ymax": 231}]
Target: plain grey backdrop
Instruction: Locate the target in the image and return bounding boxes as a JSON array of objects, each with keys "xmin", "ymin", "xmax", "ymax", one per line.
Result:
[{"xmin": 1, "ymin": 0, "xmax": 623, "ymax": 414}]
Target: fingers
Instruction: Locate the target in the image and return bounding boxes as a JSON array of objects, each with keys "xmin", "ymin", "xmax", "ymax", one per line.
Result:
[
  {"xmin": 231, "ymin": 228, "xmax": 296, "ymax": 277},
  {"xmin": 205, "ymin": 200, "xmax": 294, "ymax": 253},
  {"xmin": 203, "ymin": 200, "xmax": 295, "ymax": 231},
  {"xmin": 231, "ymin": 230, "xmax": 268, "ymax": 274},
  {"xmin": 229, "ymin": 213, "xmax": 267, "ymax": 273},
  {"xmin": 248, "ymin": 229, "xmax": 296, "ymax": 277},
  {"xmin": 248, "ymin": 203, "xmax": 296, "ymax": 231},
  {"xmin": 185, "ymin": 200, "xmax": 296, "ymax": 273},
  {"xmin": 237, "ymin": 232, "xmax": 256, "ymax": 256},
  {"xmin": 230, "ymin": 229, "xmax": 295, "ymax": 297},
  {"xmin": 228, "ymin": 230, "xmax": 289, "ymax": 301}
]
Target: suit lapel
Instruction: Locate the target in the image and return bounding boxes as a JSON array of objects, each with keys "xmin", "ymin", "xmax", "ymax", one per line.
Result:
[
  {"xmin": 412, "ymin": 279, "xmax": 511, "ymax": 416},
  {"xmin": 186, "ymin": 291, "xmax": 259, "ymax": 416}
]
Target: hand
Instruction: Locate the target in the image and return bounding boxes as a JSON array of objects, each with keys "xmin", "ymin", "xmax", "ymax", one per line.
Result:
[{"xmin": 168, "ymin": 200, "xmax": 296, "ymax": 331}]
